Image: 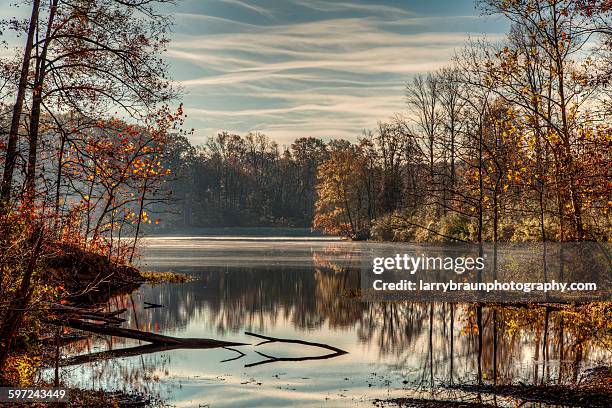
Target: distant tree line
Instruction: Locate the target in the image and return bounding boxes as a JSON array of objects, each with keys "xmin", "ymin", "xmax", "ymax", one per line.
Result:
[
  {"xmin": 159, "ymin": 133, "xmax": 329, "ymax": 228},
  {"xmin": 163, "ymin": 1, "xmax": 610, "ymax": 243}
]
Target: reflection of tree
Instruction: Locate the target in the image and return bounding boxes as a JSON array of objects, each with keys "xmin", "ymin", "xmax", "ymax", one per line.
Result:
[
  {"xmin": 463, "ymin": 304, "xmax": 611, "ymax": 386},
  {"xmin": 62, "ymin": 247, "xmax": 610, "ymax": 391},
  {"xmin": 59, "ymin": 337, "xmax": 170, "ymax": 399},
  {"xmin": 357, "ymin": 303, "xmax": 428, "ymax": 358}
]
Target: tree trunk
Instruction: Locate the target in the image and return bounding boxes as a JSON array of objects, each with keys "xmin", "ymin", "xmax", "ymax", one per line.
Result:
[
  {"xmin": 0, "ymin": 0, "xmax": 41, "ymax": 210},
  {"xmin": 54, "ymin": 128, "xmax": 67, "ymax": 231},
  {"xmin": 24, "ymin": 0, "xmax": 59, "ymax": 206},
  {"xmin": 129, "ymin": 179, "xmax": 148, "ymax": 263}
]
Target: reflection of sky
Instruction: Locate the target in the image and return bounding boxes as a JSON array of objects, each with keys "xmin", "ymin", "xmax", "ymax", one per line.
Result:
[{"xmin": 1, "ymin": 1, "xmax": 508, "ymax": 145}]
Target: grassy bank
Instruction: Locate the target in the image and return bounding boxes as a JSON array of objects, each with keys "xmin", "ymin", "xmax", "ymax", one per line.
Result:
[{"xmin": 140, "ymin": 271, "xmax": 194, "ymax": 284}]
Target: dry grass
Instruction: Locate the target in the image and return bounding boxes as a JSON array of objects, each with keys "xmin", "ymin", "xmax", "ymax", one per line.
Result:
[{"xmin": 139, "ymin": 271, "xmax": 194, "ymax": 284}]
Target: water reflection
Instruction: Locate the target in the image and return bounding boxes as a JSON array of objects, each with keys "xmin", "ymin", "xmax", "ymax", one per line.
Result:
[{"xmin": 52, "ymin": 238, "xmax": 610, "ymax": 407}]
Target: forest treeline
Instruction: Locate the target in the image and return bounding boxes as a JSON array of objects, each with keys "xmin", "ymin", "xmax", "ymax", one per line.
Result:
[
  {"xmin": 161, "ymin": 1, "xmax": 611, "ymax": 242},
  {"xmin": 159, "ymin": 132, "xmax": 329, "ymax": 228}
]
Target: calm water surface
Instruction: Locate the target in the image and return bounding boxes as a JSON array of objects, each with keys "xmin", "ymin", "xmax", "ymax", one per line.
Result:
[{"xmin": 50, "ymin": 237, "xmax": 611, "ymax": 407}]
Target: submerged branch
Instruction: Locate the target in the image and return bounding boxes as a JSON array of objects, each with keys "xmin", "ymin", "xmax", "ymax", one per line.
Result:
[
  {"xmin": 244, "ymin": 331, "xmax": 348, "ymax": 367},
  {"xmin": 245, "ymin": 331, "xmax": 347, "ymax": 354},
  {"xmin": 221, "ymin": 347, "xmax": 246, "ymax": 363},
  {"xmin": 56, "ymin": 319, "xmax": 248, "ymax": 348},
  {"xmin": 245, "ymin": 350, "xmax": 346, "ymax": 368}
]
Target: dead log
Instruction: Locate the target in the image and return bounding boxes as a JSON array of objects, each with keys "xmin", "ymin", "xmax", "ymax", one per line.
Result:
[
  {"xmin": 59, "ymin": 344, "xmax": 248, "ymax": 367},
  {"xmin": 244, "ymin": 331, "xmax": 347, "ymax": 367},
  {"xmin": 47, "ymin": 303, "xmax": 126, "ymax": 324},
  {"xmin": 245, "ymin": 331, "xmax": 347, "ymax": 354},
  {"xmin": 221, "ymin": 347, "xmax": 246, "ymax": 363},
  {"xmin": 61, "ymin": 319, "xmax": 247, "ymax": 348},
  {"xmin": 246, "ymin": 350, "xmax": 346, "ymax": 367}
]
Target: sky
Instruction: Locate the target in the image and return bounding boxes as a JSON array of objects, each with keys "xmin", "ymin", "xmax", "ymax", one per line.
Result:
[
  {"xmin": 2, "ymin": 0, "xmax": 509, "ymax": 147},
  {"xmin": 161, "ymin": 0, "xmax": 509, "ymax": 146}
]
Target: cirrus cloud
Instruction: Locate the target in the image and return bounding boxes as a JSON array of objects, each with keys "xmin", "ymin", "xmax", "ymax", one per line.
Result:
[{"xmin": 165, "ymin": 0, "xmax": 507, "ymax": 145}]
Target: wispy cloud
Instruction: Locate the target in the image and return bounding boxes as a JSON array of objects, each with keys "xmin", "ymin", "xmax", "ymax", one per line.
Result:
[
  {"xmin": 218, "ymin": 0, "xmax": 275, "ymax": 19},
  {"xmin": 287, "ymin": 0, "xmax": 415, "ymax": 17},
  {"xmin": 164, "ymin": 1, "xmax": 507, "ymax": 144}
]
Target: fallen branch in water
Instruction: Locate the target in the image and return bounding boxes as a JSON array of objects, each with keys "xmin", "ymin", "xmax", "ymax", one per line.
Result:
[
  {"xmin": 49, "ymin": 318, "xmax": 248, "ymax": 349},
  {"xmin": 244, "ymin": 331, "xmax": 348, "ymax": 367},
  {"xmin": 245, "ymin": 331, "xmax": 346, "ymax": 353},
  {"xmin": 221, "ymin": 347, "xmax": 246, "ymax": 363},
  {"xmin": 47, "ymin": 311, "xmax": 346, "ymax": 368},
  {"xmin": 58, "ymin": 343, "xmax": 250, "ymax": 367},
  {"xmin": 47, "ymin": 302, "xmax": 127, "ymax": 324}
]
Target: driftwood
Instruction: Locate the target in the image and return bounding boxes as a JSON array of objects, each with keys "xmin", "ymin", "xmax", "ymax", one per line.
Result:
[
  {"xmin": 59, "ymin": 344, "xmax": 249, "ymax": 368},
  {"xmin": 48, "ymin": 303, "xmax": 247, "ymax": 351},
  {"xmin": 221, "ymin": 347, "xmax": 246, "ymax": 363},
  {"xmin": 63, "ymin": 319, "xmax": 247, "ymax": 348},
  {"xmin": 51, "ymin": 325, "xmax": 347, "ymax": 368},
  {"xmin": 47, "ymin": 303, "xmax": 347, "ymax": 368},
  {"xmin": 58, "ymin": 344, "xmax": 178, "ymax": 367},
  {"xmin": 245, "ymin": 331, "xmax": 348, "ymax": 367},
  {"xmin": 48, "ymin": 302, "xmax": 127, "ymax": 324}
]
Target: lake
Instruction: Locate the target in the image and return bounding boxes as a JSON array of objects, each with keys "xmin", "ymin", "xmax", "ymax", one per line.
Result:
[{"xmin": 48, "ymin": 236, "xmax": 611, "ymax": 407}]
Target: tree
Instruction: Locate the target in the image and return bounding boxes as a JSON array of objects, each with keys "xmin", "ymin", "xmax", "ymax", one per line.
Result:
[
  {"xmin": 0, "ymin": 0, "xmax": 40, "ymax": 207},
  {"xmin": 314, "ymin": 145, "xmax": 373, "ymax": 238},
  {"xmin": 1, "ymin": 0, "xmax": 177, "ymax": 211},
  {"xmin": 406, "ymin": 73, "xmax": 441, "ymax": 183},
  {"xmin": 480, "ymin": 0, "xmax": 608, "ymax": 240},
  {"xmin": 371, "ymin": 119, "xmax": 412, "ymax": 213},
  {"xmin": 437, "ymin": 67, "xmax": 466, "ymax": 194},
  {"xmin": 291, "ymin": 137, "xmax": 328, "ymax": 220}
]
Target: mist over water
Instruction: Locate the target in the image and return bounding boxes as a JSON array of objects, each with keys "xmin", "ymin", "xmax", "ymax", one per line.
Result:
[{"xmin": 49, "ymin": 236, "xmax": 611, "ymax": 407}]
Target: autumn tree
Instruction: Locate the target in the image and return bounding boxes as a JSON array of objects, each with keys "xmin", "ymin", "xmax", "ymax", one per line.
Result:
[
  {"xmin": 314, "ymin": 144, "xmax": 374, "ymax": 238},
  {"xmin": 480, "ymin": 0, "xmax": 609, "ymax": 240},
  {"xmin": 0, "ymin": 0, "xmax": 181, "ymax": 381},
  {"xmin": 1, "ymin": 0, "xmax": 177, "ymax": 211}
]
